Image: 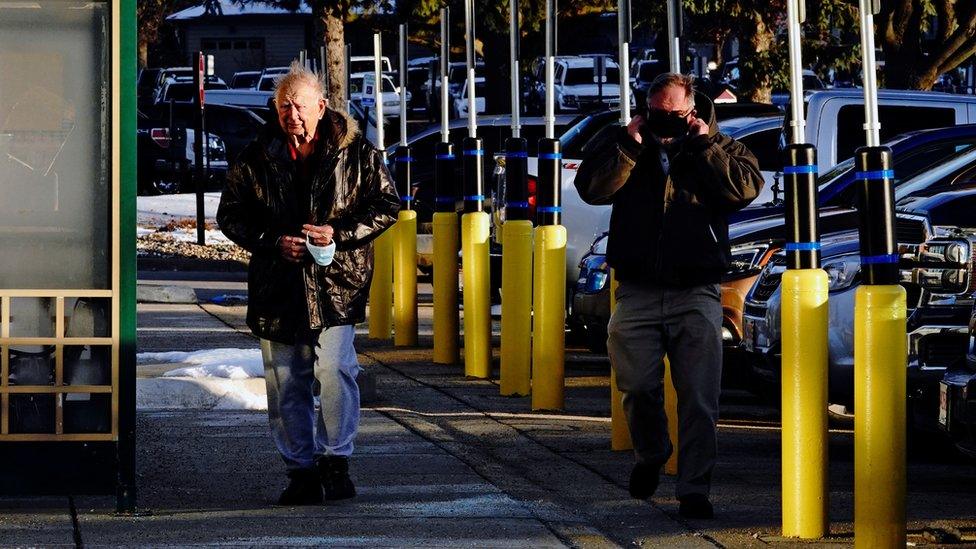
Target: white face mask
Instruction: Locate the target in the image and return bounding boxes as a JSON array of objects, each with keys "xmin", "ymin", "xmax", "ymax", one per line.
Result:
[{"xmin": 305, "ymin": 240, "xmax": 336, "ymax": 266}]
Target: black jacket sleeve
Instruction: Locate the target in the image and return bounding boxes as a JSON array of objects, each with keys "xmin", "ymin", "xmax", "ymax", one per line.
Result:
[
  {"xmin": 686, "ymin": 132, "xmax": 764, "ymax": 212},
  {"xmin": 329, "ymin": 142, "xmax": 401, "ymax": 251},
  {"xmin": 574, "ymin": 127, "xmax": 645, "ymax": 205},
  {"xmin": 216, "ymin": 157, "xmax": 281, "ymax": 255}
]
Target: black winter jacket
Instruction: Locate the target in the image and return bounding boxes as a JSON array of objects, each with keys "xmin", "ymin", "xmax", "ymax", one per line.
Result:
[
  {"xmin": 217, "ymin": 109, "xmax": 400, "ymax": 343},
  {"xmin": 574, "ymin": 94, "xmax": 764, "ymax": 287}
]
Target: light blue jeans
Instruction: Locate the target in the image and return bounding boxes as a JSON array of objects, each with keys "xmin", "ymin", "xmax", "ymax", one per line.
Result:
[{"xmin": 261, "ymin": 325, "xmax": 361, "ymax": 470}]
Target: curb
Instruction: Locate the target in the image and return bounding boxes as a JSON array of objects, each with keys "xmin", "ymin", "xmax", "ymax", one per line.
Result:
[{"xmin": 137, "ymin": 284, "xmax": 198, "ymax": 304}]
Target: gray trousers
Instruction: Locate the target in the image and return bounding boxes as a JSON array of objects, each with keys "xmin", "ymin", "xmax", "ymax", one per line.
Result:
[
  {"xmin": 607, "ymin": 280, "xmax": 723, "ymax": 498},
  {"xmin": 261, "ymin": 325, "xmax": 361, "ymax": 471}
]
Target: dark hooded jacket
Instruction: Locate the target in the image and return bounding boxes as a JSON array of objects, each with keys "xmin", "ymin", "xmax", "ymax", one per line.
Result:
[
  {"xmin": 574, "ymin": 93, "xmax": 763, "ymax": 287},
  {"xmin": 217, "ymin": 108, "xmax": 400, "ymax": 343}
]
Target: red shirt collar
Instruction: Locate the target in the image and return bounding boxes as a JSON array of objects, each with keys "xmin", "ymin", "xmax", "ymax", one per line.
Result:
[{"xmin": 287, "ymin": 132, "xmax": 319, "ymax": 161}]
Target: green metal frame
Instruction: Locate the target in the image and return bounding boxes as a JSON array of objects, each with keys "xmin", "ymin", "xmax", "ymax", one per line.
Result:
[{"xmin": 118, "ymin": 0, "xmax": 138, "ymax": 512}]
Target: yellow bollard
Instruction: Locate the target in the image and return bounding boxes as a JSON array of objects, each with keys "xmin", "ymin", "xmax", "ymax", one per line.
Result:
[
  {"xmin": 368, "ymin": 228, "xmax": 393, "ymax": 340},
  {"xmin": 432, "ymin": 212, "xmax": 460, "ymax": 364},
  {"xmin": 854, "ymin": 284, "xmax": 907, "ymax": 549},
  {"xmin": 781, "ymin": 269, "xmax": 829, "ymax": 538},
  {"xmin": 531, "ymin": 224, "xmax": 566, "ymax": 410},
  {"xmin": 461, "ymin": 211, "xmax": 491, "ymax": 378},
  {"xmin": 664, "ymin": 357, "xmax": 678, "ymax": 475},
  {"xmin": 609, "ymin": 272, "xmax": 633, "ymax": 450},
  {"xmin": 393, "ymin": 209, "xmax": 418, "ymax": 347},
  {"xmin": 500, "ymin": 220, "xmax": 533, "ymax": 396}
]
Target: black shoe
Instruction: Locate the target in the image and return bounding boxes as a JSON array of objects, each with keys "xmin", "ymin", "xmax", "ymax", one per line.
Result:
[
  {"xmin": 277, "ymin": 468, "xmax": 323, "ymax": 506},
  {"xmin": 629, "ymin": 462, "xmax": 661, "ymax": 500},
  {"xmin": 678, "ymin": 494, "xmax": 714, "ymax": 519},
  {"xmin": 316, "ymin": 455, "xmax": 356, "ymax": 501}
]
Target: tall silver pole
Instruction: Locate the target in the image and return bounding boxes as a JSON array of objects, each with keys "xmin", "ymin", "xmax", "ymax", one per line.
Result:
[
  {"xmin": 544, "ymin": 0, "xmax": 556, "ymax": 139},
  {"xmin": 374, "ymin": 33, "xmax": 385, "ymax": 153},
  {"xmin": 464, "ymin": 0, "xmax": 477, "ymax": 138},
  {"xmin": 787, "ymin": 0, "xmax": 806, "ymax": 145},
  {"xmin": 618, "ymin": 0, "xmax": 632, "ymax": 124},
  {"xmin": 666, "ymin": 0, "xmax": 680, "ymax": 73},
  {"xmin": 857, "ymin": 0, "xmax": 881, "ymax": 146},
  {"xmin": 399, "ymin": 24, "xmax": 408, "ymax": 144},
  {"xmin": 440, "ymin": 8, "xmax": 450, "ymax": 143},
  {"xmin": 510, "ymin": 0, "xmax": 521, "ymax": 138}
]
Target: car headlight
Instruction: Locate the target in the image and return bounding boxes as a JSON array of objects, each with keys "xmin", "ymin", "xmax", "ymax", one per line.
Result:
[
  {"xmin": 563, "ymin": 94, "xmax": 577, "ymax": 104},
  {"xmin": 577, "ymin": 255, "xmax": 609, "ymax": 294},
  {"xmin": 824, "ymin": 254, "xmax": 861, "ymax": 291}
]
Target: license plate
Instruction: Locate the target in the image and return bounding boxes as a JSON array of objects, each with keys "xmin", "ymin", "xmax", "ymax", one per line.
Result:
[{"xmin": 938, "ymin": 381, "xmax": 950, "ymax": 429}]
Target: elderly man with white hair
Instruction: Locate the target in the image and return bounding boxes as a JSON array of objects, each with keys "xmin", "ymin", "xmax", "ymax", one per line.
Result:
[{"xmin": 218, "ymin": 62, "xmax": 399, "ymax": 505}]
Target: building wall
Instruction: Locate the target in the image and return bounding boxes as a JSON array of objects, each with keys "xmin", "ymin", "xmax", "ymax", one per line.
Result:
[{"xmin": 182, "ymin": 20, "xmax": 309, "ymax": 82}]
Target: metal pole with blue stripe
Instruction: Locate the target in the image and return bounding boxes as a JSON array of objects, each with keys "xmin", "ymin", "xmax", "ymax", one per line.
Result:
[
  {"xmin": 460, "ymin": 0, "xmax": 492, "ymax": 379},
  {"xmin": 779, "ymin": 0, "xmax": 830, "ymax": 539},
  {"xmin": 852, "ymin": 1, "xmax": 906, "ymax": 541},
  {"xmin": 431, "ymin": 7, "xmax": 460, "ymax": 365},
  {"xmin": 500, "ymin": 0, "xmax": 532, "ymax": 397},
  {"xmin": 531, "ymin": 0, "xmax": 566, "ymax": 410}
]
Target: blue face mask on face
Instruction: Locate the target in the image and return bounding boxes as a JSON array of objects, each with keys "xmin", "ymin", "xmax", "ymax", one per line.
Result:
[{"xmin": 305, "ymin": 240, "xmax": 336, "ymax": 266}]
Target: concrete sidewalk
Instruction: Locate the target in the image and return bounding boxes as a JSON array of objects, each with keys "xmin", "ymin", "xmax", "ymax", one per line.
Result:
[{"xmin": 1, "ymin": 273, "xmax": 974, "ymax": 547}]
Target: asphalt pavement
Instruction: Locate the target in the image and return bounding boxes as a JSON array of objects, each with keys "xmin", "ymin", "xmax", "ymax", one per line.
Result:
[{"xmin": 0, "ymin": 270, "xmax": 974, "ymax": 548}]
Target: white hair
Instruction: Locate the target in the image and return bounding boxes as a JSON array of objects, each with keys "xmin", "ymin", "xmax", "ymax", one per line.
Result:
[{"xmin": 273, "ymin": 60, "xmax": 326, "ymax": 103}]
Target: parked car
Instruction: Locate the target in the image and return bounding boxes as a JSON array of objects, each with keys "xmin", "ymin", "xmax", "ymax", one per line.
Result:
[
  {"xmin": 349, "ymin": 73, "xmax": 408, "ymax": 117},
  {"xmin": 940, "ymin": 294, "xmax": 976, "ymax": 458},
  {"xmin": 528, "ymin": 56, "xmax": 626, "ymax": 114},
  {"xmin": 145, "ymin": 102, "xmax": 266, "ymax": 164},
  {"xmin": 154, "ymin": 80, "xmax": 229, "ymax": 106},
  {"xmin": 422, "ymin": 62, "xmax": 484, "ymax": 114},
  {"xmin": 741, "ymin": 155, "xmax": 976, "ymax": 434},
  {"xmin": 136, "ymin": 110, "xmax": 228, "ymax": 195},
  {"xmin": 230, "ymin": 70, "xmax": 261, "ymax": 89},
  {"xmin": 453, "ymin": 77, "xmax": 486, "ymax": 118},
  {"xmin": 349, "ymin": 55, "xmax": 393, "ymax": 75},
  {"xmin": 631, "ymin": 59, "xmax": 668, "ymax": 107},
  {"xmin": 256, "ymin": 66, "xmax": 289, "ymax": 91}
]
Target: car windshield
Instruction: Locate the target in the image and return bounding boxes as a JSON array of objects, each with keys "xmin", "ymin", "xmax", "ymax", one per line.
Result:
[
  {"xmin": 559, "ymin": 111, "xmax": 618, "ymax": 159},
  {"xmin": 564, "ymin": 66, "xmax": 619, "ymax": 86},
  {"xmin": 637, "ymin": 62, "xmax": 661, "ymax": 80},
  {"xmin": 894, "ymin": 146, "xmax": 976, "ymax": 201},
  {"xmin": 164, "ymin": 82, "xmax": 228, "ymax": 102}
]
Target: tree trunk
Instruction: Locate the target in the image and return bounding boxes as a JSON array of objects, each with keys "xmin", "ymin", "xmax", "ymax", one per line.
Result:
[
  {"xmin": 481, "ymin": 32, "xmax": 509, "ymax": 115},
  {"xmin": 317, "ymin": 8, "xmax": 347, "ymax": 110},
  {"xmin": 139, "ymin": 39, "xmax": 148, "ymax": 69},
  {"xmin": 738, "ymin": 12, "xmax": 774, "ymax": 103}
]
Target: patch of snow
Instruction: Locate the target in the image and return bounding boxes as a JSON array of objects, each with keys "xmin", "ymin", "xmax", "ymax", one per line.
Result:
[
  {"xmin": 137, "ymin": 377, "xmax": 267, "ymax": 410},
  {"xmin": 138, "ymin": 348, "xmax": 263, "ymax": 379},
  {"xmin": 137, "ymin": 227, "xmax": 156, "ymax": 237},
  {"xmin": 168, "ymin": 228, "xmax": 233, "ymax": 245},
  {"xmin": 138, "ymin": 192, "xmax": 221, "ymax": 219}
]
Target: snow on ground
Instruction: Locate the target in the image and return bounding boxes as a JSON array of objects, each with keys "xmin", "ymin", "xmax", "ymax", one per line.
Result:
[
  {"xmin": 138, "ymin": 348, "xmax": 263, "ymax": 379},
  {"xmin": 167, "ymin": 227, "xmax": 233, "ymax": 245},
  {"xmin": 138, "ymin": 192, "xmax": 221, "ymax": 220}
]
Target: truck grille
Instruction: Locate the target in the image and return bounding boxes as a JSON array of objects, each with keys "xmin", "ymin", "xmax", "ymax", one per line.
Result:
[
  {"xmin": 896, "ymin": 216, "xmax": 928, "ymax": 244},
  {"xmin": 751, "ymin": 268, "xmax": 783, "ymax": 303},
  {"xmin": 919, "ymin": 333, "xmax": 968, "ymax": 368}
]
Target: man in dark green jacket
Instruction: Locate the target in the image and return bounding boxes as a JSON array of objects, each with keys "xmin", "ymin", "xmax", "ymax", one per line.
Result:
[
  {"xmin": 575, "ymin": 73, "xmax": 763, "ymax": 518},
  {"xmin": 217, "ymin": 62, "xmax": 399, "ymax": 506}
]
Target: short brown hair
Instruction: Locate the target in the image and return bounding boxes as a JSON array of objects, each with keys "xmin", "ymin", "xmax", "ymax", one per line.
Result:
[{"xmin": 647, "ymin": 72, "xmax": 695, "ymax": 104}]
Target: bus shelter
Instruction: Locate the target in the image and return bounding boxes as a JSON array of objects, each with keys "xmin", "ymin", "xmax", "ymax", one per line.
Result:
[{"xmin": 0, "ymin": 0, "xmax": 137, "ymax": 510}]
